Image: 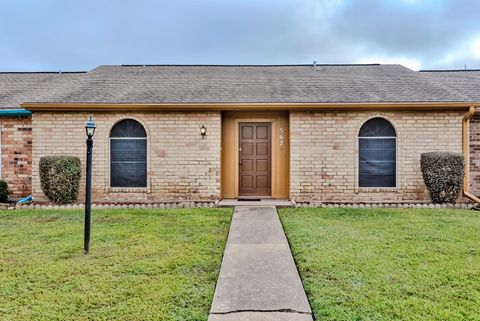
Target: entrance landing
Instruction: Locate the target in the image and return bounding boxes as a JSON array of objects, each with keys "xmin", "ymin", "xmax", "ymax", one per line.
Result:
[
  {"xmin": 217, "ymin": 199, "xmax": 294, "ymax": 208},
  {"xmin": 208, "ymin": 206, "xmax": 312, "ymax": 321}
]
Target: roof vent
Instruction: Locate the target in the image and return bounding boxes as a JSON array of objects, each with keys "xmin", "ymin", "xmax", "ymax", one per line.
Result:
[{"xmin": 313, "ymin": 61, "xmax": 317, "ymax": 68}]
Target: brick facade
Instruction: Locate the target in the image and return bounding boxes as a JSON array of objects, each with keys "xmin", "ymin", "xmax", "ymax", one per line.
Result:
[
  {"xmin": 290, "ymin": 110, "xmax": 464, "ymax": 203},
  {"xmin": 32, "ymin": 111, "xmax": 221, "ymax": 203},
  {"xmin": 0, "ymin": 116, "xmax": 32, "ymax": 198},
  {"xmin": 469, "ymin": 115, "xmax": 480, "ymax": 195},
  {"xmin": 28, "ymin": 109, "xmax": 473, "ymax": 204}
]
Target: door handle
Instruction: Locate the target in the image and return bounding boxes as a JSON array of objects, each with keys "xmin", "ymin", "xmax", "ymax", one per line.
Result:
[{"xmin": 239, "ymin": 161, "xmax": 243, "ymax": 166}]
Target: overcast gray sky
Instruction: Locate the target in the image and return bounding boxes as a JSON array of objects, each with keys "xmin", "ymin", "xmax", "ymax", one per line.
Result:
[{"xmin": 1, "ymin": 0, "xmax": 479, "ymax": 71}]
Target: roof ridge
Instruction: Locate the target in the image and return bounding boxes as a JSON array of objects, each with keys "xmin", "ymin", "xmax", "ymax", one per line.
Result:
[
  {"xmin": 117, "ymin": 63, "xmax": 382, "ymax": 67},
  {"xmin": 0, "ymin": 71, "xmax": 87, "ymax": 74},
  {"xmin": 419, "ymin": 69, "xmax": 480, "ymax": 72}
]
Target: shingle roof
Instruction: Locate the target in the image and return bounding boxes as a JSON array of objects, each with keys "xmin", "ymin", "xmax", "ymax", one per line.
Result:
[
  {"xmin": 420, "ymin": 70, "xmax": 480, "ymax": 101},
  {"xmin": 0, "ymin": 72, "xmax": 85, "ymax": 109},
  {"xmin": 24, "ymin": 64, "xmax": 472, "ymax": 104},
  {"xmin": 1, "ymin": 64, "xmax": 478, "ymax": 107}
]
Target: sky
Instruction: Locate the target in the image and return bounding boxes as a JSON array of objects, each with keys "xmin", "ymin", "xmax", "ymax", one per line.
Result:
[{"xmin": 0, "ymin": 0, "xmax": 479, "ymax": 71}]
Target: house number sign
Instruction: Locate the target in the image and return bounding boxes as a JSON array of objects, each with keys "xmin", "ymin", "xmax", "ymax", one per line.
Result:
[{"xmin": 279, "ymin": 127, "xmax": 284, "ymax": 148}]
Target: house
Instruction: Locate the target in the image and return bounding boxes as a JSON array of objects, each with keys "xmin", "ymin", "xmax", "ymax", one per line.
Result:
[
  {"xmin": 0, "ymin": 71, "xmax": 84, "ymax": 199},
  {"xmin": 419, "ymin": 69, "xmax": 480, "ymax": 197},
  {"xmin": 1, "ymin": 64, "xmax": 480, "ymax": 204}
]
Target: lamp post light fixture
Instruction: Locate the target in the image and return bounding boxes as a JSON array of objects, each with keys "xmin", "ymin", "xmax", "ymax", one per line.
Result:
[
  {"xmin": 200, "ymin": 125, "xmax": 207, "ymax": 139},
  {"xmin": 85, "ymin": 115, "xmax": 96, "ymax": 137},
  {"xmin": 84, "ymin": 115, "xmax": 96, "ymax": 254}
]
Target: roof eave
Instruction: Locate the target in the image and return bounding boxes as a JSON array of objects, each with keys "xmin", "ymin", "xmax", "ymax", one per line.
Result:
[
  {"xmin": 21, "ymin": 101, "xmax": 480, "ymax": 112},
  {"xmin": 0, "ymin": 109, "xmax": 32, "ymax": 117}
]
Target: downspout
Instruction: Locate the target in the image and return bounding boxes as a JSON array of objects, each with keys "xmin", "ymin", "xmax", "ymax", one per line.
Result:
[{"xmin": 462, "ymin": 106, "xmax": 480, "ymax": 203}]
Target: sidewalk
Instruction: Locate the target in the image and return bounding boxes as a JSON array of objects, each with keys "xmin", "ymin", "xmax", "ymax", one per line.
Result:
[{"xmin": 208, "ymin": 206, "xmax": 313, "ymax": 321}]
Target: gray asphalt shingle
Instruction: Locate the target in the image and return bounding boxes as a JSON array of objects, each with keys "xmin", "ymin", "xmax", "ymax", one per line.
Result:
[
  {"xmin": 0, "ymin": 72, "xmax": 85, "ymax": 109},
  {"xmin": 420, "ymin": 70, "xmax": 480, "ymax": 101},
  {"xmin": 1, "ymin": 64, "xmax": 478, "ymax": 108}
]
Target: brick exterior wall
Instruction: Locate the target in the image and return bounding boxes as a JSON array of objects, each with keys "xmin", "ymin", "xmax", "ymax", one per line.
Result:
[
  {"xmin": 29, "ymin": 109, "xmax": 470, "ymax": 204},
  {"xmin": 290, "ymin": 110, "xmax": 464, "ymax": 203},
  {"xmin": 32, "ymin": 111, "xmax": 221, "ymax": 203},
  {"xmin": 469, "ymin": 115, "xmax": 480, "ymax": 196},
  {"xmin": 0, "ymin": 116, "xmax": 32, "ymax": 198}
]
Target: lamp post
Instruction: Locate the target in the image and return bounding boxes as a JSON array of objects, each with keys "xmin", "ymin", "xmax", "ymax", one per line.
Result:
[{"xmin": 84, "ymin": 115, "xmax": 96, "ymax": 254}]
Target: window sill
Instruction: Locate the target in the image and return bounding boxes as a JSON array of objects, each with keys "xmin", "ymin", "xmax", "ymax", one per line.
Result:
[
  {"xmin": 356, "ymin": 187, "xmax": 398, "ymax": 193},
  {"xmin": 108, "ymin": 187, "xmax": 148, "ymax": 193}
]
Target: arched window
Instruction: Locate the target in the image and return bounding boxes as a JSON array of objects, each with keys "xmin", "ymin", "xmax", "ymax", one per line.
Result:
[
  {"xmin": 358, "ymin": 117, "xmax": 396, "ymax": 187},
  {"xmin": 110, "ymin": 119, "xmax": 147, "ymax": 188}
]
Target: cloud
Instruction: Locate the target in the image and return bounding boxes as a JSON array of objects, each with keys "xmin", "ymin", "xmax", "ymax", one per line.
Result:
[
  {"xmin": 0, "ymin": 0, "xmax": 479, "ymax": 70},
  {"xmin": 473, "ymin": 36, "xmax": 480, "ymax": 59},
  {"xmin": 324, "ymin": 0, "xmax": 480, "ymax": 69}
]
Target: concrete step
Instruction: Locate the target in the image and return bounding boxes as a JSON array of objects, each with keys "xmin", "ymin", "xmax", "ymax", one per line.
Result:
[{"xmin": 217, "ymin": 199, "xmax": 294, "ymax": 208}]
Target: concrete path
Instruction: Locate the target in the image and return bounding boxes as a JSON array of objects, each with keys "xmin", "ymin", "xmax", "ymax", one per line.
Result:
[{"xmin": 208, "ymin": 206, "xmax": 313, "ymax": 321}]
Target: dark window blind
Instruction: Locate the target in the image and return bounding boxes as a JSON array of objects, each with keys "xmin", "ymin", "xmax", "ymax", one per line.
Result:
[
  {"xmin": 359, "ymin": 138, "xmax": 396, "ymax": 187},
  {"xmin": 111, "ymin": 139, "xmax": 147, "ymax": 187},
  {"xmin": 110, "ymin": 119, "xmax": 147, "ymax": 188},
  {"xmin": 358, "ymin": 118, "xmax": 396, "ymax": 187}
]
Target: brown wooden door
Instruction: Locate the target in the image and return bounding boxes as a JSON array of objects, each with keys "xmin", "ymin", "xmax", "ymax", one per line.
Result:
[{"xmin": 239, "ymin": 123, "xmax": 271, "ymax": 196}]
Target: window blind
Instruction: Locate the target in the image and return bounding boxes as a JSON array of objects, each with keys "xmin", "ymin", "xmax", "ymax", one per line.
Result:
[
  {"xmin": 358, "ymin": 118, "xmax": 396, "ymax": 188},
  {"xmin": 110, "ymin": 119, "xmax": 147, "ymax": 188}
]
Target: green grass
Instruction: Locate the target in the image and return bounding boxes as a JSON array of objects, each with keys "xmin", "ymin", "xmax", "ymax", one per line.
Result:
[
  {"xmin": 0, "ymin": 208, "xmax": 232, "ymax": 321},
  {"xmin": 279, "ymin": 208, "xmax": 480, "ymax": 321}
]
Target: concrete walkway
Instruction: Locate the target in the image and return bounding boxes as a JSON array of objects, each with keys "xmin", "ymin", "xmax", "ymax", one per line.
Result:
[{"xmin": 208, "ymin": 206, "xmax": 313, "ymax": 321}]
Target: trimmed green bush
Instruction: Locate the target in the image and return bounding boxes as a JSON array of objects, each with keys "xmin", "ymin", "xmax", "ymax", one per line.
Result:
[
  {"xmin": 0, "ymin": 180, "xmax": 8, "ymax": 202},
  {"xmin": 421, "ymin": 152, "xmax": 464, "ymax": 203},
  {"xmin": 39, "ymin": 156, "xmax": 81, "ymax": 204}
]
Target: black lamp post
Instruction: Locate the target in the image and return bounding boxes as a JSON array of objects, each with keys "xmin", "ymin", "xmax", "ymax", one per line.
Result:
[{"xmin": 84, "ymin": 115, "xmax": 96, "ymax": 254}]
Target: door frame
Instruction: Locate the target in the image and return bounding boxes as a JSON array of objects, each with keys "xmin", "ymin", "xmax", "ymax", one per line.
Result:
[
  {"xmin": 238, "ymin": 122, "xmax": 272, "ymax": 197},
  {"xmin": 221, "ymin": 111, "xmax": 289, "ymax": 199}
]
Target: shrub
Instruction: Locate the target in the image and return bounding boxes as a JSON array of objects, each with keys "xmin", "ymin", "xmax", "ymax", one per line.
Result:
[
  {"xmin": 39, "ymin": 156, "xmax": 81, "ymax": 204},
  {"xmin": 421, "ymin": 152, "xmax": 464, "ymax": 204},
  {"xmin": 0, "ymin": 180, "xmax": 8, "ymax": 202}
]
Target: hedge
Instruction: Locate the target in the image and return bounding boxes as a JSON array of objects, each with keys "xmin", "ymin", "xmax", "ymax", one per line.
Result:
[
  {"xmin": 420, "ymin": 152, "xmax": 464, "ymax": 204},
  {"xmin": 39, "ymin": 156, "xmax": 81, "ymax": 204},
  {"xmin": 0, "ymin": 180, "xmax": 8, "ymax": 202}
]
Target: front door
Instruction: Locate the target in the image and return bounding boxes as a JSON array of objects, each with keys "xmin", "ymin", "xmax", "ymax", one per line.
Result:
[{"xmin": 239, "ymin": 122, "xmax": 271, "ymax": 197}]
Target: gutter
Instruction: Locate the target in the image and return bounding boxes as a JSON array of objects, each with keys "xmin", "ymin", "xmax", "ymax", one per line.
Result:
[
  {"xmin": 0, "ymin": 109, "xmax": 32, "ymax": 117},
  {"xmin": 21, "ymin": 101, "xmax": 480, "ymax": 111},
  {"xmin": 462, "ymin": 106, "xmax": 480, "ymax": 203}
]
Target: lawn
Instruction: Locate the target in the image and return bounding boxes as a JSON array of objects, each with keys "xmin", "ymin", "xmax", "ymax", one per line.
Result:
[
  {"xmin": 279, "ymin": 208, "xmax": 480, "ymax": 321},
  {"xmin": 0, "ymin": 208, "xmax": 232, "ymax": 321}
]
